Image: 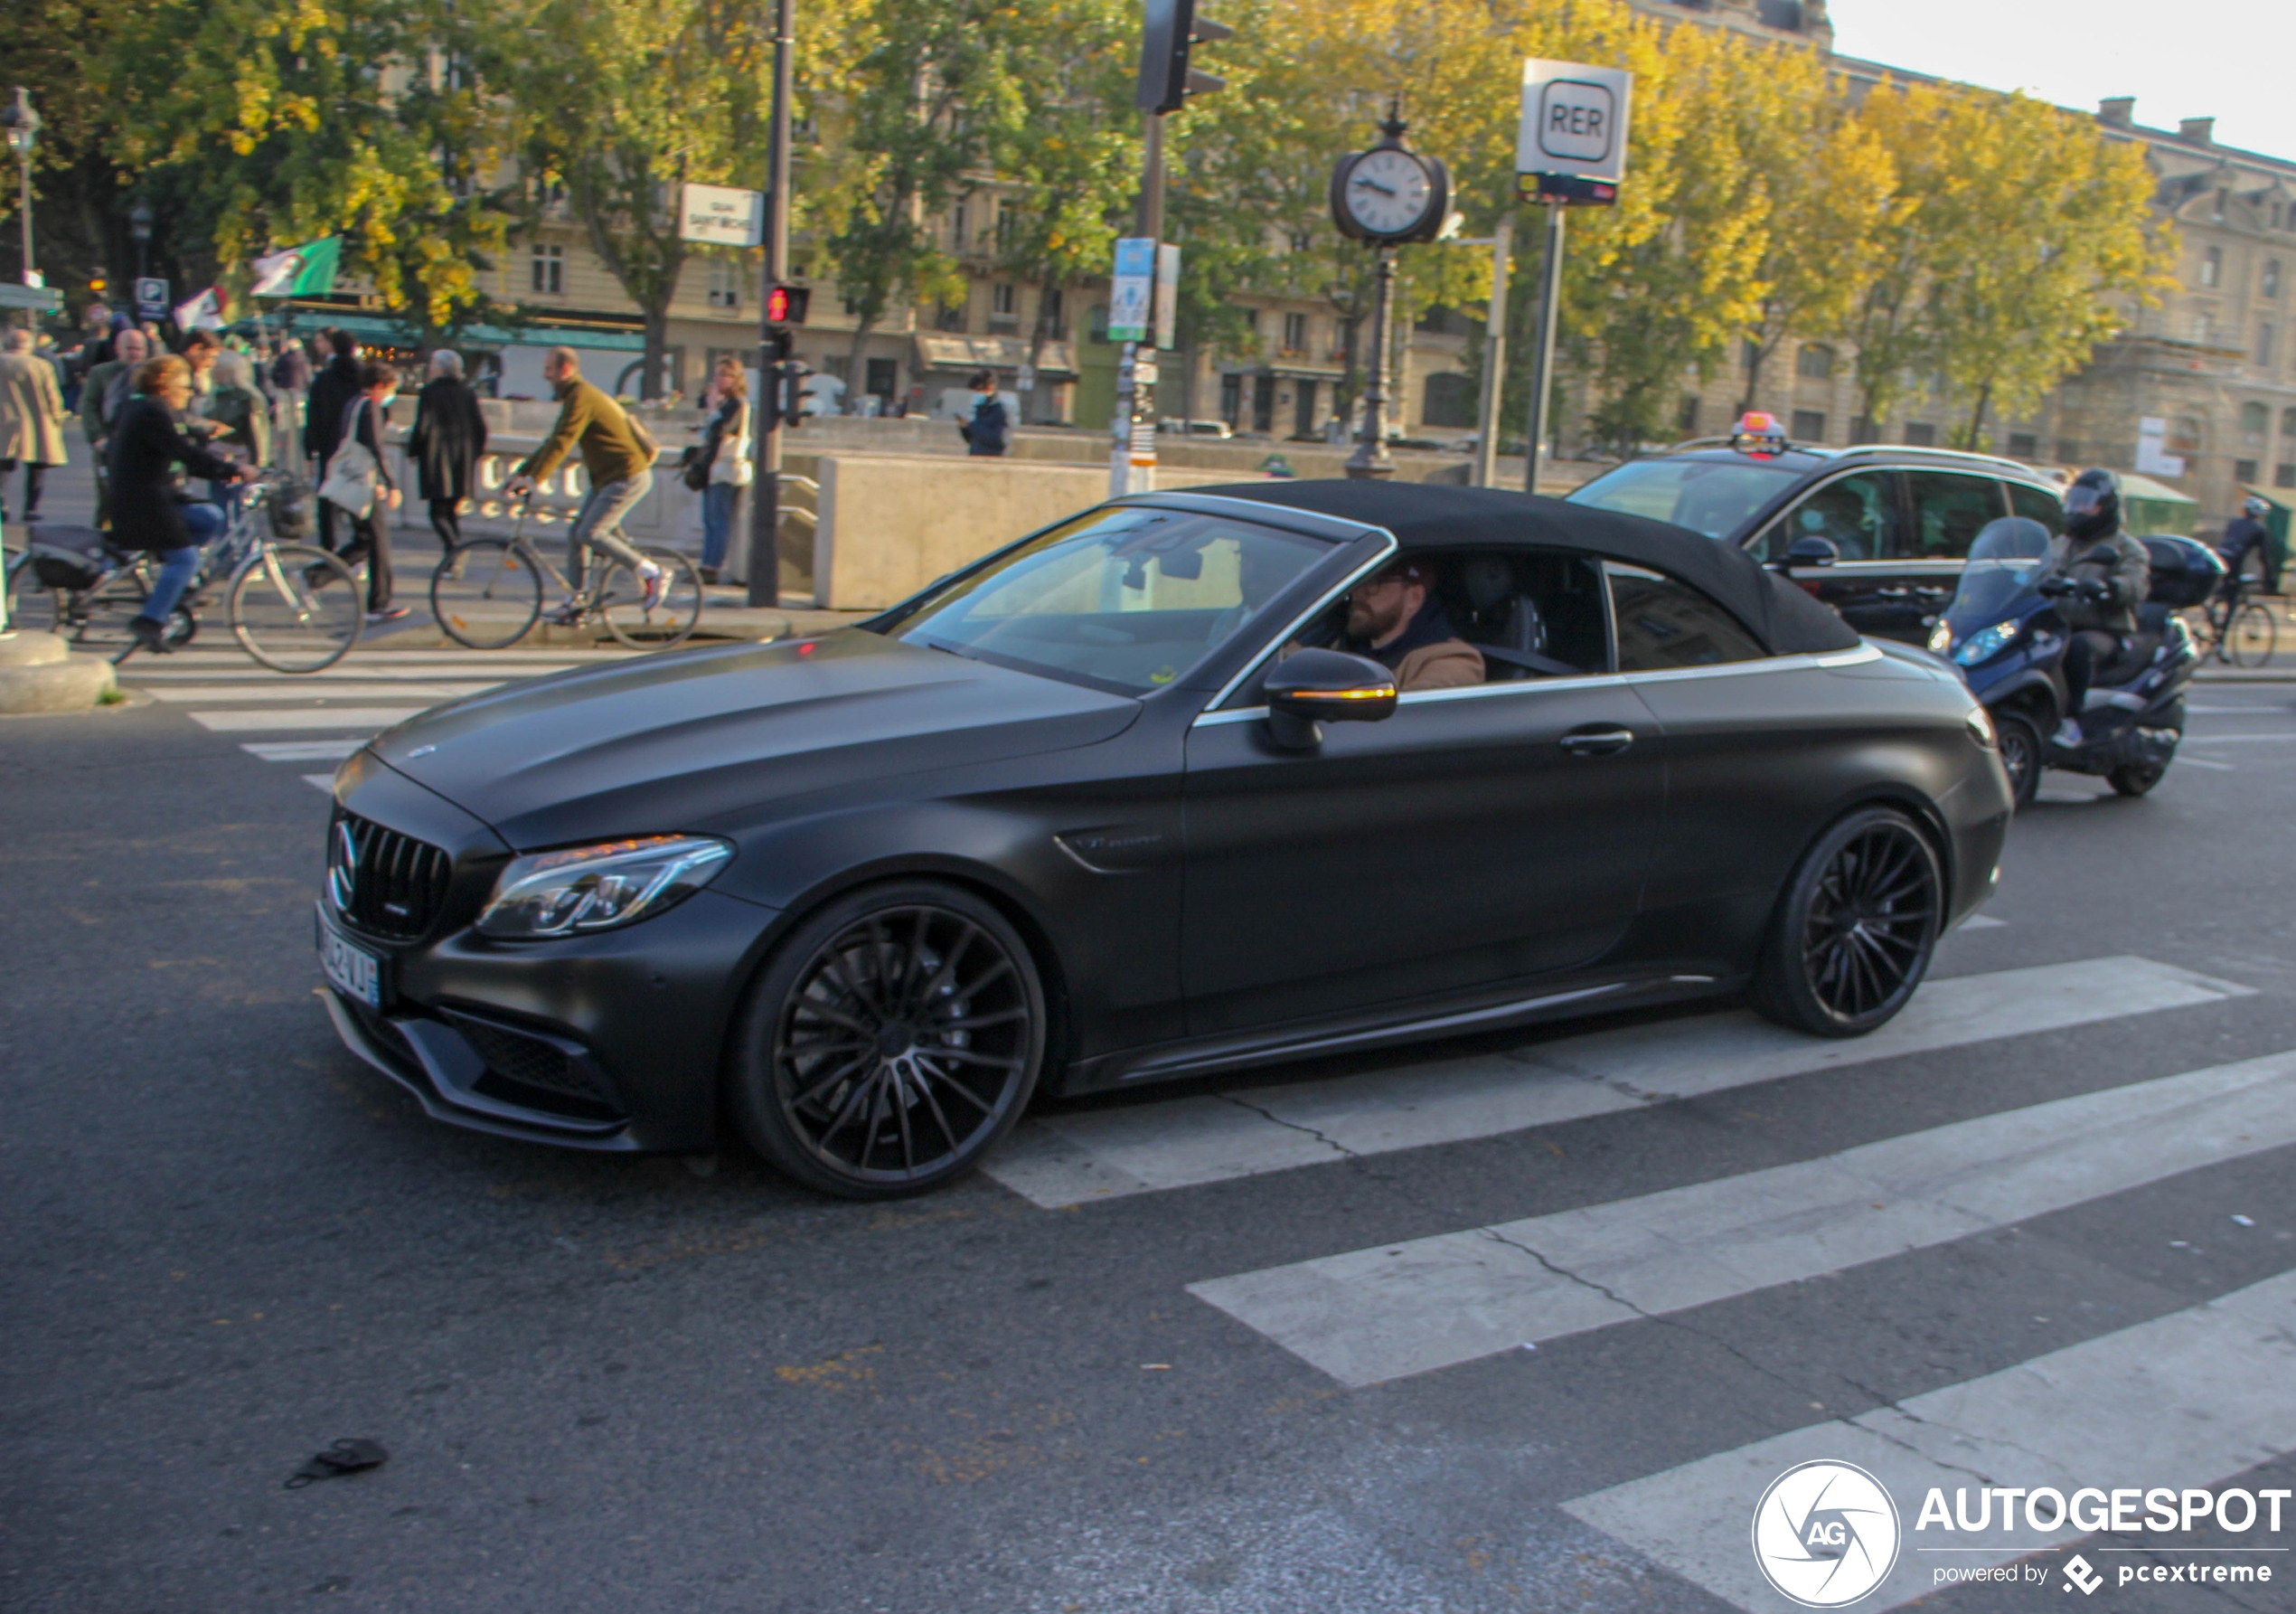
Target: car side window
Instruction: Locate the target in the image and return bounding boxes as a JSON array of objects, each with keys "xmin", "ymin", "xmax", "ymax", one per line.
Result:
[
  {"xmin": 2007, "ymin": 481, "xmax": 2063, "ymax": 534},
  {"xmin": 1905, "ymin": 471, "xmax": 2009, "ymax": 559},
  {"xmin": 1606, "ymin": 564, "xmax": 1768, "ymax": 671},
  {"xmin": 1756, "ymin": 470, "xmax": 1900, "ymax": 562}
]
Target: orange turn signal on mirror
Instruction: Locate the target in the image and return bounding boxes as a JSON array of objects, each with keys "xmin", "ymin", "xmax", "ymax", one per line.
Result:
[{"xmin": 1288, "ymin": 686, "xmax": 1396, "ymax": 701}]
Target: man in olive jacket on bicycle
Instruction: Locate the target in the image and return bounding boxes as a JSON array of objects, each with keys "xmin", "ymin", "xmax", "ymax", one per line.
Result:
[{"xmin": 506, "ymin": 347, "xmax": 665, "ymax": 615}]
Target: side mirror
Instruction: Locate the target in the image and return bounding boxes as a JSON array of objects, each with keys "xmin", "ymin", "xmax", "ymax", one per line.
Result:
[
  {"xmin": 1263, "ymin": 647, "xmax": 1397, "ymax": 750},
  {"xmin": 1783, "ymin": 535, "xmax": 1840, "ymax": 570}
]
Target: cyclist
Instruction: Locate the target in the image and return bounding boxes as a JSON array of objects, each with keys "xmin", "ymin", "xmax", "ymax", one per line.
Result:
[
  {"xmin": 2218, "ymin": 495, "xmax": 2278, "ymax": 599},
  {"xmin": 505, "ymin": 346, "xmax": 666, "ymax": 616},
  {"xmin": 107, "ymin": 354, "xmax": 257, "ymax": 656}
]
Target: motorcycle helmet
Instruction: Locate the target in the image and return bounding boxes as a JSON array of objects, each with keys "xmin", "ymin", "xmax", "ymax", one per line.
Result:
[
  {"xmin": 2244, "ymin": 495, "xmax": 2271, "ymax": 519},
  {"xmin": 2064, "ymin": 467, "xmax": 2122, "ymax": 542}
]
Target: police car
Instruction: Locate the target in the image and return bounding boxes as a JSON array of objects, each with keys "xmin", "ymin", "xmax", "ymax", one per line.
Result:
[{"xmin": 1566, "ymin": 412, "xmax": 2066, "ymax": 644}]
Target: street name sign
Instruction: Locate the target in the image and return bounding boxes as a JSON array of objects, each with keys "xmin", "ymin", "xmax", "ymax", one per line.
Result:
[
  {"xmin": 1519, "ymin": 60, "xmax": 1632, "ymax": 186},
  {"xmin": 678, "ymin": 184, "xmax": 766, "ymax": 248}
]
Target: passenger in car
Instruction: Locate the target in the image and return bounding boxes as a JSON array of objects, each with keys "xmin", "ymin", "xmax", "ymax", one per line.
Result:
[{"xmin": 1339, "ymin": 557, "xmax": 1485, "ymax": 690}]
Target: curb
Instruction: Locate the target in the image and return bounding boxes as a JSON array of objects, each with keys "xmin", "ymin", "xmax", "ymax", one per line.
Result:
[{"xmin": 0, "ymin": 632, "xmax": 117, "ymax": 713}]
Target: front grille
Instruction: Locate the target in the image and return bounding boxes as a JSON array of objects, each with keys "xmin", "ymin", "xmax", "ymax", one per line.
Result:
[{"xmin": 330, "ymin": 810, "xmax": 453, "ymax": 940}]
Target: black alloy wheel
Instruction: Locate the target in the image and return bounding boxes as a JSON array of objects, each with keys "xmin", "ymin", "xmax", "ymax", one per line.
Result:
[
  {"xmin": 1993, "ymin": 712, "xmax": 2042, "ymax": 810},
  {"xmin": 1754, "ymin": 807, "xmax": 1943, "ymax": 1038},
  {"xmin": 730, "ymin": 882, "xmax": 1046, "ymax": 1198}
]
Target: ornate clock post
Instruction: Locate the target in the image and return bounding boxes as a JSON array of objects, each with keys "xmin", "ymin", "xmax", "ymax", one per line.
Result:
[{"xmin": 1331, "ymin": 108, "xmax": 1448, "ymax": 480}]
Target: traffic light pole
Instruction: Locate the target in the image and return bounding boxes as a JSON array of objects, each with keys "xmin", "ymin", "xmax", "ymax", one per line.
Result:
[
  {"xmin": 1108, "ymin": 114, "xmax": 1164, "ymax": 499},
  {"xmin": 746, "ymin": 0, "xmax": 795, "ymax": 609},
  {"xmin": 1521, "ymin": 199, "xmax": 1564, "ymax": 496},
  {"xmin": 1473, "ymin": 218, "xmax": 1510, "ymax": 489}
]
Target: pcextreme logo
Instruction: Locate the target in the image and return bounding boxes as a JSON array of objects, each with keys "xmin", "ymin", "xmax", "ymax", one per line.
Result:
[{"xmin": 1751, "ymin": 1460, "xmax": 1903, "ymax": 1608}]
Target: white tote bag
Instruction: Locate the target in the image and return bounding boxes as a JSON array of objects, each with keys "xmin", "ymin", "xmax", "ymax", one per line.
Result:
[{"xmin": 319, "ymin": 399, "xmax": 378, "ymax": 519}]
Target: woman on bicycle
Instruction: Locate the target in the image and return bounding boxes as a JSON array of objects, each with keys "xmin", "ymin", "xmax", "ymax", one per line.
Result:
[{"xmin": 107, "ymin": 354, "xmax": 256, "ymax": 656}]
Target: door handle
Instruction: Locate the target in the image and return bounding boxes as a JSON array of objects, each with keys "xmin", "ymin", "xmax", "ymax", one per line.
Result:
[{"xmin": 1558, "ymin": 725, "xmax": 1634, "ymax": 757}]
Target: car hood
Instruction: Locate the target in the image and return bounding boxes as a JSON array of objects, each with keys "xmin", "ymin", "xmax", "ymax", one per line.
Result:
[{"xmin": 369, "ymin": 630, "xmax": 1141, "ymax": 849}]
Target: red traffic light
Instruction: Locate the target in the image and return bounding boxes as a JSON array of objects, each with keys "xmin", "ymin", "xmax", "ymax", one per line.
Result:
[{"xmin": 764, "ymin": 284, "xmax": 809, "ymax": 326}]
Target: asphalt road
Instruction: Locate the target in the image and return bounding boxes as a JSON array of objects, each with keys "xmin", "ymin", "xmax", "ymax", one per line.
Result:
[{"xmin": 7, "ymin": 648, "xmax": 2296, "ymax": 1614}]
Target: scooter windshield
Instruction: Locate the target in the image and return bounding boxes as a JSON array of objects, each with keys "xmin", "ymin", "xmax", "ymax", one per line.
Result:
[{"xmin": 1948, "ymin": 518, "xmax": 2053, "ymax": 624}]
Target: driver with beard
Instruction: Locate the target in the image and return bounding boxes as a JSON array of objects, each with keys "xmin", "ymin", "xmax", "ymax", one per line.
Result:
[{"xmin": 1328, "ymin": 555, "xmax": 1485, "ymax": 691}]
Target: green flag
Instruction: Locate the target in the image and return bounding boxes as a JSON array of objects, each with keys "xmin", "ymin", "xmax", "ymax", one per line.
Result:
[{"xmin": 249, "ymin": 236, "xmax": 342, "ymax": 297}]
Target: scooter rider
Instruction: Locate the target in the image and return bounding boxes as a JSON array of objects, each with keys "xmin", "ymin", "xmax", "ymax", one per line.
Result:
[{"xmin": 2038, "ymin": 467, "xmax": 2150, "ymax": 748}]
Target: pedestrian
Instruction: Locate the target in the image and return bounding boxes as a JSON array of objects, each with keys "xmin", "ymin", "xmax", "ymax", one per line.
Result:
[
  {"xmin": 303, "ymin": 328, "xmax": 362, "ymax": 554},
  {"xmin": 78, "ymin": 326, "xmax": 145, "ymax": 527},
  {"xmin": 0, "ymin": 326, "xmax": 71, "ymax": 524},
  {"xmin": 406, "ymin": 349, "xmax": 486, "ymax": 552},
  {"xmin": 106, "ymin": 354, "xmax": 257, "ymax": 656},
  {"xmin": 957, "ymin": 369, "xmax": 1009, "ymax": 457},
  {"xmin": 205, "ymin": 349, "xmax": 272, "ymax": 517},
  {"xmin": 2218, "ymin": 495, "xmax": 2281, "ymax": 597},
  {"xmin": 691, "ymin": 355, "xmax": 750, "ymax": 583},
  {"xmin": 505, "ymin": 346, "xmax": 666, "ymax": 615},
  {"xmin": 319, "ymin": 359, "xmax": 408, "ymax": 624},
  {"xmin": 268, "ymin": 335, "xmax": 311, "ymax": 470}
]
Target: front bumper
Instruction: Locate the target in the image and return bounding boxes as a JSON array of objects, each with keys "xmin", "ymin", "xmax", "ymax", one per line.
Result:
[{"xmin": 317, "ymin": 885, "xmax": 779, "ymax": 1155}]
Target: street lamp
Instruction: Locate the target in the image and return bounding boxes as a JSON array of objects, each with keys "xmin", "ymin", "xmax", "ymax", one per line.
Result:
[
  {"xmin": 1, "ymin": 87, "xmax": 40, "ymax": 288},
  {"xmin": 129, "ymin": 198, "xmax": 152, "ymax": 286}
]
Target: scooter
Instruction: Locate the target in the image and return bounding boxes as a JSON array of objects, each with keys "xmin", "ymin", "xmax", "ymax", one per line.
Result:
[{"xmin": 1931, "ymin": 516, "xmax": 2221, "ymax": 807}]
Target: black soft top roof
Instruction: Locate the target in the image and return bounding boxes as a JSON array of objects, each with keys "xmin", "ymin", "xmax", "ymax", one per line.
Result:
[{"xmin": 1191, "ymin": 478, "xmax": 1861, "ymax": 656}]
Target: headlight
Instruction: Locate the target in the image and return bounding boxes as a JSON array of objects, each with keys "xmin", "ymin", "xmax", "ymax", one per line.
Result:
[
  {"xmin": 476, "ymin": 835, "xmax": 733, "ymax": 939},
  {"xmin": 1965, "ymin": 704, "xmax": 1998, "ymax": 749},
  {"xmin": 1952, "ymin": 620, "xmax": 2020, "ymax": 666},
  {"xmin": 1927, "ymin": 620, "xmax": 1953, "ymax": 655}
]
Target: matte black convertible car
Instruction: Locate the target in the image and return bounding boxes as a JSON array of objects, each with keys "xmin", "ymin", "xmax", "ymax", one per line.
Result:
[{"xmin": 316, "ymin": 482, "xmax": 2013, "ymax": 1197}]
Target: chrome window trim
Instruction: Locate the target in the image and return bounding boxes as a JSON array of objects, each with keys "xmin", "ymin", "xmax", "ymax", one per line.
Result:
[
  {"xmin": 1193, "ymin": 639, "xmax": 1882, "ymax": 725},
  {"xmin": 1200, "ymin": 525, "xmax": 1400, "ymax": 713}
]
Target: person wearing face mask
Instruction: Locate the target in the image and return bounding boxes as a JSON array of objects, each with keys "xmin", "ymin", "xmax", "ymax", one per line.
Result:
[
  {"xmin": 107, "ymin": 354, "xmax": 258, "ymax": 656},
  {"xmin": 325, "ymin": 360, "xmax": 409, "ymax": 624}
]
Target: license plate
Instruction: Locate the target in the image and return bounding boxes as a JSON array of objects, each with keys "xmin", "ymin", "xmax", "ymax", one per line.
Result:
[{"xmin": 316, "ymin": 907, "xmax": 383, "ymax": 1007}]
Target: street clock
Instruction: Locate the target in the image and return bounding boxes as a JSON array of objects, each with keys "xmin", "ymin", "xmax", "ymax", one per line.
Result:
[{"xmin": 1331, "ymin": 116, "xmax": 1450, "ymax": 245}]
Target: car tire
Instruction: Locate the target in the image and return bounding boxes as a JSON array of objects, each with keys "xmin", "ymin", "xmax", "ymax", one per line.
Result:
[
  {"xmin": 1993, "ymin": 712, "xmax": 2042, "ymax": 811},
  {"xmin": 1752, "ymin": 806, "xmax": 1943, "ymax": 1039},
  {"xmin": 727, "ymin": 880, "xmax": 1047, "ymax": 1199}
]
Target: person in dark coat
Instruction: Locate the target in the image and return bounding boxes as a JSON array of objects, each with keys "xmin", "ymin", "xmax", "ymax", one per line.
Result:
[
  {"xmin": 956, "ymin": 368, "xmax": 1009, "ymax": 457},
  {"xmin": 107, "ymin": 354, "xmax": 256, "ymax": 656},
  {"xmin": 325, "ymin": 360, "xmax": 407, "ymax": 622},
  {"xmin": 406, "ymin": 349, "xmax": 487, "ymax": 550},
  {"xmin": 2219, "ymin": 495, "xmax": 2281, "ymax": 597},
  {"xmin": 302, "ymin": 328, "xmax": 362, "ymax": 554}
]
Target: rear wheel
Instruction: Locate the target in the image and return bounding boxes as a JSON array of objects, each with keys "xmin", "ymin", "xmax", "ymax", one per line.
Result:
[
  {"xmin": 430, "ymin": 538, "xmax": 542, "ymax": 649},
  {"xmin": 1753, "ymin": 807, "xmax": 1943, "ymax": 1038},
  {"xmin": 2227, "ymin": 600, "xmax": 2276, "ymax": 667},
  {"xmin": 2108, "ymin": 762, "xmax": 2167, "ymax": 797},
  {"xmin": 729, "ymin": 882, "xmax": 1046, "ymax": 1199},
  {"xmin": 598, "ymin": 544, "xmax": 702, "ymax": 649},
  {"xmin": 229, "ymin": 543, "xmax": 362, "ymax": 672},
  {"xmin": 1993, "ymin": 712, "xmax": 2043, "ymax": 810}
]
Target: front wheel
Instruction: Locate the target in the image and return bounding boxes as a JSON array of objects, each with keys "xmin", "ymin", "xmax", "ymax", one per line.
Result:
[
  {"xmin": 1753, "ymin": 807, "xmax": 1943, "ymax": 1038},
  {"xmin": 729, "ymin": 882, "xmax": 1047, "ymax": 1199},
  {"xmin": 598, "ymin": 545, "xmax": 702, "ymax": 649},
  {"xmin": 430, "ymin": 538, "xmax": 542, "ymax": 649},
  {"xmin": 229, "ymin": 543, "xmax": 362, "ymax": 672},
  {"xmin": 1993, "ymin": 712, "xmax": 2043, "ymax": 811},
  {"xmin": 2227, "ymin": 600, "xmax": 2276, "ymax": 667}
]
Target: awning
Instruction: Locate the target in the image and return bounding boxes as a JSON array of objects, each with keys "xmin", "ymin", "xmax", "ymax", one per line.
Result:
[
  {"xmin": 264, "ymin": 308, "xmax": 648, "ymax": 353},
  {"xmin": 1219, "ymin": 358, "xmax": 1346, "ymax": 381},
  {"xmin": 914, "ymin": 334, "xmax": 1075, "ymax": 377}
]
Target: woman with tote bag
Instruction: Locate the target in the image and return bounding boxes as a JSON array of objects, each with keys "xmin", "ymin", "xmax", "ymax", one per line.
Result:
[{"xmin": 319, "ymin": 361, "xmax": 406, "ymax": 622}]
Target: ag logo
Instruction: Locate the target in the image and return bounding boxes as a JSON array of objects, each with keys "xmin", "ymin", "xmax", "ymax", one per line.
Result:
[
  {"xmin": 2064, "ymin": 1554, "xmax": 2103, "ymax": 1595},
  {"xmin": 1751, "ymin": 1460, "xmax": 1902, "ymax": 1607}
]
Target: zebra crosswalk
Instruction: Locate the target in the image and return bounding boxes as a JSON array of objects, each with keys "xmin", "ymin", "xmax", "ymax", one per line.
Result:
[
  {"xmin": 1004, "ymin": 944, "xmax": 2296, "ymax": 1610},
  {"xmin": 118, "ymin": 647, "xmax": 628, "ymax": 788}
]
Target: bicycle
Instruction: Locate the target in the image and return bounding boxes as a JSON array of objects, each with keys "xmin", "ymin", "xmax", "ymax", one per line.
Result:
[
  {"xmin": 428, "ymin": 495, "xmax": 702, "ymax": 650},
  {"xmin": 2196, "ymin": 569, "xmax": 2277, "ymax": 668},
  {"xmin": 5, "ymin": 472, "xmax": 363, "ymax": 672}
]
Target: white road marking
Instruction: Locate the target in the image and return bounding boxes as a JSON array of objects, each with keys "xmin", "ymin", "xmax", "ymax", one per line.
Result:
[
  {"xmin": 122, "ymin": 665, "xmax": 566, "ymax": 684},
  {"xmin": 987, "ymin": 958, "xmax": 2249, "ymax": 1209},
  {"xmin": 241, "ymin": 740, "xmax": 372, "ymax": 761},
  {"xmin": 2179, "ymin": 756, "xmax": 2238, "ymax": 770},
  {"xmin": 2184, "ymin": 732, "xmax": 2296, "ymax": 743},
  {"xmin": 1953, "ymin": 914, "xmax": 2008, "ymax": 930},
  {"xmin": 141, "ymin": 682, "xmax": 501, "ymax": 703},
  {"xmin": 187, "ymin": 707, "xmax": 430, "ymax": 732},
  {"xmin": 1564, "ymin": 1267, "xmax": 2296, "ymax": 1612},
  {"xmin": 1186, "ymin": 1046, "xmax": 2296, "ymax": 1388},
  {"xmin": 302, "ymin": 774, "xmax": 334, "ymax": 792}
]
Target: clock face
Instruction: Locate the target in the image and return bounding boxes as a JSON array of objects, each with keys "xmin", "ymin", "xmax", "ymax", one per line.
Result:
[{"xmin": 1343, "ymin": 148, "xmax": 1435, "ymax": 239}]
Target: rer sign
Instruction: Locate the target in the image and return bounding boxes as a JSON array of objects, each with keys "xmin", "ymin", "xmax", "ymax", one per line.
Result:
[{"xmin": 1519, "ymin": 60, "xmax": 1633, "ymax": 186}]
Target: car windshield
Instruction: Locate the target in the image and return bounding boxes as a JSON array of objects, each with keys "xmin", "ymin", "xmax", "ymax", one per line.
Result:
[
  {"xmin": 1567, "ymin": 458, "xmax": 1802, "ymax": 540},
  {"xmin": 1948, "ymin": 520, "xmax": 2053, "ymax": 622},
  {"xmin": 880, "ymin": 507, "xmax": 1335, "ymax": 694}
]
